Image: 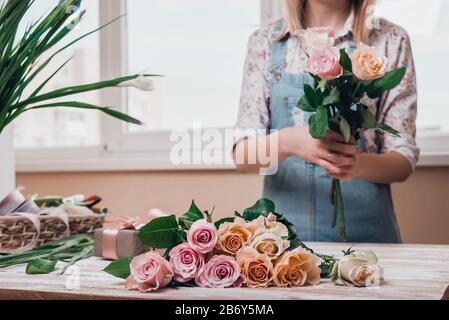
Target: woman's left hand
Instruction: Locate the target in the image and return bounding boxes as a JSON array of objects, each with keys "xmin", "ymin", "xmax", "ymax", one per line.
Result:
[
  {"xmin": 327, "ymin": 155, "xmax": 362, "ymax": 181},
  {"xmin": 324, "ymin": 132, "xmax": 362, "ymax": 181}
]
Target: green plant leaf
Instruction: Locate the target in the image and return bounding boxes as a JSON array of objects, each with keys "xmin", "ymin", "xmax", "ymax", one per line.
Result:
[
  {"xmin": 138, "ymin": 215, "xmax": 181, "ymax": 249},
  {"xmin": 242, "ymin": 198, "xmax": 275, "ymax": 221},
  {"xmin": 309, "ymin": 106, "xmax": 328, "ymax": 140},
  {"xmin": 323, "ymin": 87, "xmax": 340, "ymax": 105},
  {"xmin": 26, "ymin": 258, "xmax": 57, "ymax": 275},
  {"xmin": 365, "ymin": 67, "xmax": 406, "ymax": 98},
  {"xmin": 360, "ymin": 107, "xmax": 376, "ymax": 129},
  {"xmin": 103, "ymin": 257, "xmax": 132, "ymax": 279},
  {"xmin": 304, "ymin": 84, "xmax": 319, "ymax": 108},
  {"xmin": 23, "ymin": 101, "xmax": 143, "ymax": 125},
  {"xmin": 339, "ymin": 49, "xmax": 352, "ymax": 72},
  {"xmin": 339, "ymin": 117, "xmax": 351, "ymax": 143},
  {"xmin": 214, "ymin": 217, "xmax": 235, "ymax": 229},
  {"xmin": 178, "ymin": 200, "xmax": 204, "ymax": 230},
  {"xmin": 297, "ymin": 96, "xmax": 316, "ymax": 112},
  {"xmin": 376, "ymin": 123, "xmax": 401, "ymax": 137}
]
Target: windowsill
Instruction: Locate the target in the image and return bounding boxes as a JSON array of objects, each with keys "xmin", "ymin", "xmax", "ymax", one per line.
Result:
[{"xmin": 14, "ymin": 150, "xmax": 449, "ymax": 173}]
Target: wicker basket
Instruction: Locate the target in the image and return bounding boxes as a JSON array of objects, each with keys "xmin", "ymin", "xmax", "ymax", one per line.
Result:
[{"xmin": 0, "ymin": 214, "xmax": 104, "ymax": 252}]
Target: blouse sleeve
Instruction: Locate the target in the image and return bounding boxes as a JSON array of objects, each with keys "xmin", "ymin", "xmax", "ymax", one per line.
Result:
[
  {"xmin": 379, "ymin": 28, "xmax": 420, "ymax": 171},
  {"xmin": 234, "ymin": 28, "xmax": 272, "ymax": 144}
]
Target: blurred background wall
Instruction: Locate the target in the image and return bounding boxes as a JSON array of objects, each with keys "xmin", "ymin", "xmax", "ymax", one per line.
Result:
[{"xmin": 17, "ymin": 166, "xmax": 449, "ymax": 244}]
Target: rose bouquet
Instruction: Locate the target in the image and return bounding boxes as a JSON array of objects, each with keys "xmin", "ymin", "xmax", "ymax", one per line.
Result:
[
  {"xmin": 298, "ymin": 28, "xmax": 406, "ymax": 240},
  {"xmin": 104, "ymin": 199, "xmax": 383, "ymax": 292}
]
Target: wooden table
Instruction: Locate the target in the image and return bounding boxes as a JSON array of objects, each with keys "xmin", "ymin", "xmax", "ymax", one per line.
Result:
[{"xmin": 0, "ymin": 243, "xmax": 448, "ymax": 300}]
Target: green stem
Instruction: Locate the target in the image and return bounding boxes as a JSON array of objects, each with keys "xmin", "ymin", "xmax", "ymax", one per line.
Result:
[
  {"xmin": 336, "ymin": 180, "xmax": 347, "ymax": 241},
  {"xmin": 331, "ymin": 179, "xmax": 338, "ymax": 228}
]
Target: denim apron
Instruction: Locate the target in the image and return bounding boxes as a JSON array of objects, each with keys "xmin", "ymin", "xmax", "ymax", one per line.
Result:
[{"xmin": 263, "ymin": 24, "xmax": 402, "ymax": 243}]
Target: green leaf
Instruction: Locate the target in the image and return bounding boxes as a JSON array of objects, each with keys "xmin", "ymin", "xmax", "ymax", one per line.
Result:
[
  {"xmin": 308, "ymin": 72, "xmax": 321, "ymax": 87},
  {"xmin": 178, "ymin": 200, "xmax": 204, "ymax": 229},
  {"xmin": 297, "ymin": 96, "xmax": 315, "ymax": 112},
  {"xmin": 23, "ymin": 101, "xmax": 143, "ymax": 125},
  {"xmin": 360, "ymin": 107, "xmax": 376, "ymax": 129},
  {"xmin": 365, "ymin": 67, "xmax": 407, "ymax": 98},
  {"xmin": 103, "ymin": 257, "xmax": 132, "ymax": 279},
  {"xmin": 138, "ymin": 215, "xmax": 181, "ymax": 249},
  {"xmin": 26, "ymin": 258, "xmax": 57, "ymax": 275},
  {"xmin": 323, "ymin": 87, "xmax": 340, "ymax": 105},
  {"xmin": 376, "ymin": 123, "xmax": 401, "ymax": 138},
  {"xmin": 339, "ymin": 49, "xmax": 352, "ymax": 71},
  {"xmin": 339, "ymin": 117, "xmax": 351, "ymax": 143},
  {"xmin": 304, "ymin": 84, "xmax": 319, "ymax": 107},
  {"xmin": 214, "ymin": 217, "xmax": 235, "ymax": 229},
  {"xmin": 242, "ymin": 198, "xmax": 275, "ymax": 221},
  {"xmin": 309, "ymin": 106, "xmax": 328, "ymax": 140}
]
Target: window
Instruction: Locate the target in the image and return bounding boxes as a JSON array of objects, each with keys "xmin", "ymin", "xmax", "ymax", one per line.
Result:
[
  {"xmin": 13, "ymin": 0, "xmax": 101, "ymax": 149},
  {"xmin": 377, "ymin": 0, "xmax": 449, "ymax": 135},
  {"xmin": 13, "ymin": 0, "xmax": 449, "ymax": 171},
  {"xmin": 125, "ymin": 0, "xmax": 261, "ymax": 131}
]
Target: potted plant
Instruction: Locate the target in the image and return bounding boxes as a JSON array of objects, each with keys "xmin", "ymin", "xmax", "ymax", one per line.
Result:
[{"xmin": 0, "ymin": 0, "xmax": 154, "ymax": 198}]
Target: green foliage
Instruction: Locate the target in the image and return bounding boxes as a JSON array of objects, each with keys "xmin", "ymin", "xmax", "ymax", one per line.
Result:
[
  {"xmin": 309, "ymin": 106, "xmax": 328, "ymax": 139},
  {"xmin": 214, "ymin": 217, "xmax": 235, "ymax": 229},
  {"xmin": 339, "ymin": 49, "xmax": 352, "ymax": 72},
  {"xmin": 26, "ymin": 258, "xmax": 57, "ymax": 275},
  {"xmin": 365, "ymin": 67, "xmax": 406, "ymax": 98},
  {"xmin": 242, "ymin": 198, "xmax": 275, "ymax": 221},
  {"xmin": 339, "ymin": 117, "xmax": 351, "ymax": 143},
  {"xmin": 0, "ymin": 0, "xmax": 157, "ymax": 134},
  {"xmin": 138, "ymin": 215, "xmax": 182, "ymax": 249},
  {"xmin": 0, "ymin": 235, "xmax": 94, "ymax": 274},
  {"xmin": 103, "ymin": 257, "xmax": 132, "ymax": 279},
  {"xmin": 178, "ymin": 200, "xmax": 204, "ymax": 229}
]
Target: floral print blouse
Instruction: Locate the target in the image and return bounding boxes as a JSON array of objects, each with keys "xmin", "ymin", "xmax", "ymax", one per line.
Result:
[{"xmin": 235, "ymin": 15, "xmax": 420, "ymax": 170}]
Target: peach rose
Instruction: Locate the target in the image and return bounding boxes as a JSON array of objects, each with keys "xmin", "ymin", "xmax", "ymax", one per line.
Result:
[
  {"xmin": 331, "ymin": 251, "xmax": 383, "ymax": 287},
  {"xmin": 249, "ymin": 231, "xmax": 290, "ymax": 260},
  {"xmin": 215, "ymin": 218, "xmax": 253, "ymax": 256},
  {"xmin": 351, "ymin": 42, "xmax": 388, "ymax": 81},
  {"xmin": 187, "ymin": 219, "xmax": 218, "ymax": 254},
  {"xmin": 273, "ymin": 249, "xmax": 321, "ymax": 287},
  {"xmin": 236, "ymin": 247, "xmax": 274, "ymax": 288},
  {"xmin": 125, "ymin": 252, "xmax": 173, "ymax": 292},
  {"xmin": 307, "ymin": 46, "xmax": 343, "ymax": 81}
]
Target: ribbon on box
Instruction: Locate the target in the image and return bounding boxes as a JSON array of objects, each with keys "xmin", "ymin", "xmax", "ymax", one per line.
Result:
[{"xmin": 101, "ymin": 209, "xmax": 168, "ymax": 260}]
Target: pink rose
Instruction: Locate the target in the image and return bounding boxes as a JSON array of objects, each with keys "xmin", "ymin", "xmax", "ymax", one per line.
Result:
[
  {"xmin": 187, "ymin": 219, "xmax": 218, "ymax": 254},
  {"xmin": 307, "ymin": 46, "xmax": 343, "ymax": 81},
  {"xmin": 169, "ymin": 243, "xmax": 205, "ymax": 282},
  {"xmin": 125, "ymin": 252, "xmax": 173, "ymax": 292},
  {"xmin": 195, "ymin": 255, "xmax": 245, "ymax": 288}
]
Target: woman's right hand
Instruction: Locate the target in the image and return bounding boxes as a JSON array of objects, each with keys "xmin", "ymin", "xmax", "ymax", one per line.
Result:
[{"xmin": 278, "ymin": 126, "xmax": 361, "ymax": 174}]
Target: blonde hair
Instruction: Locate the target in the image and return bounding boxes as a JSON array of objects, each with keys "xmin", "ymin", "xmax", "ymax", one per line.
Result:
[{"xmin": 279, "ymin": 0, "xmax": 377, "ymax": 43}]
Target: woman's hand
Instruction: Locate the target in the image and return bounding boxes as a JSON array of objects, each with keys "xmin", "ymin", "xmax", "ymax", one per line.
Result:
[{"xmin": 279, "ymin": 126, "xmax": 361, "ymax": 175}]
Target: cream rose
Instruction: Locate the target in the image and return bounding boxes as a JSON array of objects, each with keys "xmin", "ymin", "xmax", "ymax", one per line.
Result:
[
  {"xmin": 351, "ymin": 42, "xmax": 389, "ymax": 81},
  {"xmin": 302, "ymin": 27, "xmax": 335, "ymax": 55},
  {"xmin": 249, "ymin": 230, "xmax": 290, "ymax": 260},
  {"xmin": 273, "ymin": 249, "xmax": 321, "ymax": 287},
  {"xmin": 331, "ymin": 251, "xmax": 383, "ymax": 287},
  {"xmin": 215, "ymin": 218, "xmax": 253, "ymax": 256},
  {"xmin": 236, "ymin": 247, "xmax": 274, "ymax": 288}
]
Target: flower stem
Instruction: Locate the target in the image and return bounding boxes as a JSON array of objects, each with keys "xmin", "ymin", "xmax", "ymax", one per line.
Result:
[{"xmin": 331, "ymin": 179, "xmax": 347, "ymax": 241}]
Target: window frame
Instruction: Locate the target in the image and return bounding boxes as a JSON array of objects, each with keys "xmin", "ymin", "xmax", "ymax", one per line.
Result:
[{"xmin": 15, "ymin": 0, "xmax": 449, "ymax": 173}]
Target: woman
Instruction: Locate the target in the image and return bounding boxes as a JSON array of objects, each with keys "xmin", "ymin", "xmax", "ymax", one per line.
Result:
[{"xmin": 233, "ymin": 0, "xmax": 419, "ymax": 243}]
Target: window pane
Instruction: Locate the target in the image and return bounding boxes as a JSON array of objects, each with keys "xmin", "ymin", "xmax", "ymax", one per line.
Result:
[
  {"xmin": 125, "ymin": 0, "xmax": 261, "ymax": 131},
  {"xmin": 13, "ymin": 0, "xmax": 101, "ymax": 149},
  {"xmin": 378, "ymin": 0, "xmax": 449, "ymax": 134}
]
